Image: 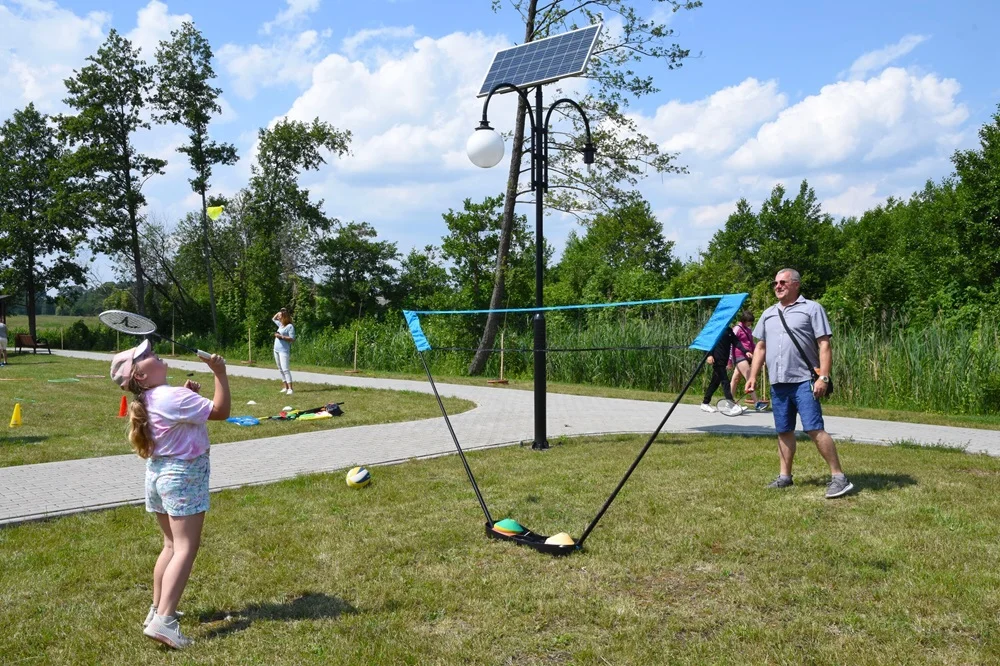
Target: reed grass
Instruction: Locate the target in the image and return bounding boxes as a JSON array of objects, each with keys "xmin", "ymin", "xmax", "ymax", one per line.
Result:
[{"xmin": 17, "ymin": 310, "xmax": 1000, "ymax": 416}]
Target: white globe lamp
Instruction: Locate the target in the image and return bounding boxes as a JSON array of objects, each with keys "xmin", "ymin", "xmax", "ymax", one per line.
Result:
[{"xmin": 466, "ymin": 122, "xmax": 505, "ymax": 168}]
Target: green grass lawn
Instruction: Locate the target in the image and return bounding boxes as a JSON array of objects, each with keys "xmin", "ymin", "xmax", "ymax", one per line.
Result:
[
  {"xmin": 0, "ymin": 354, "xmax": 472, "ymax": 467},
  {"xmin": 2, "ymin": 434, "xmax": 999, "ymax": 664},
  {"xmin": 4, "ymin": 313, "xmax": 102, "ymax": 330}
]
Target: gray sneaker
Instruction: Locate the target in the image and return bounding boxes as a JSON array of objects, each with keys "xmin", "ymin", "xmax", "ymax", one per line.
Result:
[
  {"xmin": 825, "ymin": 476, "xmax": 855, "ymax": 499},
  {"xmin": 143, "ymin": 606, "xmax": 183, "ymax": 628},
  {"xmin": 143, "ymin": 614, "xmax": 193, "ymax": 649},
  {"xmin": 766, "ymin": 475, "xmax": 793, "ymax": 489}
]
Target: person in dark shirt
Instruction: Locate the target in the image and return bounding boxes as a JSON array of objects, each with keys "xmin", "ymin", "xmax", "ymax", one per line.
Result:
[{"xmin": 700, "ymin": 323, "xmax": 751, "ymax": 414}]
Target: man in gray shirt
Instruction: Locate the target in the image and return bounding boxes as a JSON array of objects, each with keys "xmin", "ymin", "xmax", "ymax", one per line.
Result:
[
  {"xmin": 0, "ymin": 320, "xmax": 7, "ymax": 366},
  {"xmin": 746, "ymin": 268, "xmax": 854, "ymax": 498}
]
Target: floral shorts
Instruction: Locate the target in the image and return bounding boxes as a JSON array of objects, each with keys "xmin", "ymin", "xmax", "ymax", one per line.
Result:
[{"xmin": 145, "ymin": 453, "xmax": 211, "ymax": 517}]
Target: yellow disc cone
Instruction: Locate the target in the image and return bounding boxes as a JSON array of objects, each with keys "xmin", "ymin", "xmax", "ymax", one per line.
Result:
[{"xmin": 10, "ymin": 403, "xmax": 23, "ymax": 427}]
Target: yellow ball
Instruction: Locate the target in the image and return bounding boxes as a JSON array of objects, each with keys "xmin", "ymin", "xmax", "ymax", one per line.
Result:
[{"xmin": 346, "ymin": 466, "xmax": 371, "ymax": 488}]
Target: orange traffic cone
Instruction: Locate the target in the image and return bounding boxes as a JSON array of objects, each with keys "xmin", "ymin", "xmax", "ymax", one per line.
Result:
[
  {"xmin": 118, "ymin": 395, "xmax": 128, "ymax": 418},
  {"xmin": 9, "ymin": 403, "xmax": 22, "ymax": 427}
]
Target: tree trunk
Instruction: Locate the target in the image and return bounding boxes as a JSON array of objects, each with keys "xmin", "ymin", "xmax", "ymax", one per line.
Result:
[
  {"xmin": 468, "ymin": 0, "xmax": 536, "ymax": 375},
  {"xmin": 26, "ymin": 253, "xmax": 37, "ymax": 341},
  {"xmin": 130, "ymin": 215, "xmax": 146, "ymax": 316},
  {"xmin": 201, "ymin": 190, "xmax": 219, "ymax": 339}
]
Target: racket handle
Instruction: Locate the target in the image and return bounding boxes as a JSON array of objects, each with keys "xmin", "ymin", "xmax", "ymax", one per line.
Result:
[{"xmin": 196, "ymin": 350, "xmax": 212, "ymax": 360}]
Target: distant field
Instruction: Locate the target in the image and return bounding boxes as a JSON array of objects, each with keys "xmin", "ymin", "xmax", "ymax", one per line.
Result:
[{"xmin": 4, "ymin": 314, "xmax": 101, "ymax": 329}]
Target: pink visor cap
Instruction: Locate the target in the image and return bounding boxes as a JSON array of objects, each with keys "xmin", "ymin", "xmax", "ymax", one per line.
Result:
[{"xmin": 110, "ymin": 338, "xmax": 152, "ymax": 390}]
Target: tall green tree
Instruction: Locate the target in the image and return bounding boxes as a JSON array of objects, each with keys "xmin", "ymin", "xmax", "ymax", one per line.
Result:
[
  {"xmin": 243, "ymin": 118, "xmax": 351, "ymax": 335},
  {"xmin": 553, "ymin": 195, "xmax": 678, "ymax": 303},
  {"xmin": 154, "ymin": 21, "xmax": 238, "ymax": 338},
  {"xmin": 0, "ymin": 104, "xmax": 88, "ymax": 338},
  {"xmin": 441, "ymin": 194, "xmax": 535, "ymax": 312},
  {"xmin": 315, "ymin": 221, "xmax": 399, "ymax": 326},
  {"xmin": 952, "ymin": 103, "xmax": 1000, "ymax": 290},
  {"xmin": 469, "ymin": 0, "xmax": 701, "ymax": 373},
  {"xmin": 396, "ymin": 245, "xmax": 451, "ymax": 311},
  {"xmin": 60, "ymin": 29, "xmax": 165, "ymax": 315}
]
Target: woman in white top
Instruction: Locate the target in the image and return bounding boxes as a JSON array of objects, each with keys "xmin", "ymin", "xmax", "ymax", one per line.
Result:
[{"xmin": 272, "ymin": 309, "xmax": 296, "ymax": 395}]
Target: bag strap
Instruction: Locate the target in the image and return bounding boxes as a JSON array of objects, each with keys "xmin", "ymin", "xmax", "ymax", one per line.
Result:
[{"xmin": 776, "ymin": 308, "xmax": 818, "ymax": 377}]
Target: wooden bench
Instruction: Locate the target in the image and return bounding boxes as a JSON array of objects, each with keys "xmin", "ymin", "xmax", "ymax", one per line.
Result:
[{"xmin": 14, "ymin": 333, "xmax": 51, "ymax": 354}]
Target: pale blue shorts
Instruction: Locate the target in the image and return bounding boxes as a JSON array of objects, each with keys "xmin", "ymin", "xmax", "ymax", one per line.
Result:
[{"xmin": 145, "ymin": 453, "xmax": 210, "ymax": 517}]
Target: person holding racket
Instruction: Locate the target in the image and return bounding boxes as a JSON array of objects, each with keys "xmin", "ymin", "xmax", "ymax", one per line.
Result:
[
  {"xmin": 700, "ymin": 320, "xmax": 752, "ymax": 415},
  {"xmin": 272, "ymin": 308, "xmax": 296, "ymax": 395},
  {"xmin": 729, "ymin": 310, "xmax": 760, "ymax": 409},
  {"xmin": 745, "ymin": 268, "xmax": 854, "ymax": 499},
  {"xmin": 110, "ymin": 339, "xmax": 231, "ymax": 648}
]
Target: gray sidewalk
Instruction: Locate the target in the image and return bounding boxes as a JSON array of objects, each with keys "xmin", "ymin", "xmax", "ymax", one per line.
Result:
[{"xmin": 1, "ymin": 350, "xmax": 997, "ymax": 526}]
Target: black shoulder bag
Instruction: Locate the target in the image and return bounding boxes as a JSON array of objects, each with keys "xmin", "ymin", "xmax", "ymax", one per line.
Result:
[{"xmin": 777, "ymin": 308, "xmax": 833, "ymax": 396}]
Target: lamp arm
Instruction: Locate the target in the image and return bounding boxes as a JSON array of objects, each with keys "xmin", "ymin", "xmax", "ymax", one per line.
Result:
[
  {"xmin": 480, "ymin": 83, "xmax": 538, "ymax": 134},
  {"xmin": 544, "ymin": 98, "xmax": 593, "ymax": 144}
]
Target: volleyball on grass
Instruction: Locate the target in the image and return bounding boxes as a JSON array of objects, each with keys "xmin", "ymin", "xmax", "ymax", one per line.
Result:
[{"xmin": 346, "ymin": 466, "xmax": 371, "ymax": 488}]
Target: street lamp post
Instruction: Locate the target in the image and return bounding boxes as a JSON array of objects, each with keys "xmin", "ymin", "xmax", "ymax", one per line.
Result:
[{"xmin": 468, "ymin": 83, "xmax": 595, "ymax": 450}]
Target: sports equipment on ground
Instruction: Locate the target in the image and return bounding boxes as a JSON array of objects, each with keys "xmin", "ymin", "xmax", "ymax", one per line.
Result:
[
  {"xmin": 99, "ymin": 310, "xmax": 213, "ymax": 360},
  {"xmin": 9, "ymin": 403, "xmax": 22, "ymax": 427},
  {"xmin": 346, "ymin": 466, "xmax": 371, "ymax": 488},
  {"xmin": 544, "ymin": 532, "xmax": 575, "ymax": 546},
  {"xmin": 404, "ymin": 292, "xmax": 749, "ymax": 555}
]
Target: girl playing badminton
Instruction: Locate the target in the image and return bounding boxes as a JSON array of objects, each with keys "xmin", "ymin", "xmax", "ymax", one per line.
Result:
[
  {"xmin": 729, "ymin": 310, "xmax": 759, "ymax": 408},
  {"xmin": 110, "ymin": 339, "xmax": 230, "ymax": 649},
  {"xmin": 272, "ymin": 308, "xmax": 295, "ymax": 395}
]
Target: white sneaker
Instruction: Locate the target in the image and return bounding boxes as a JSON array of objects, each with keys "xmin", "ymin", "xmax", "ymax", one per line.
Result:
[
  {"xmin": 143, "ymin": 614, "xmax": 193, "ymax": 649},
  {"xmin": 279, "ymin": 387, "xmax": 288, "ymax": 393},
  {"xmin": 727, "ymin": 405, "xmax": 746, "ymax": 416},
  {"xmin": 285, "ymin": 389, "xmax": 293, "ymax": 395},
  {"xmin": 700, "ymin": 403, "xmax": 716, "ymax": 413},
  {"xmin": 143, "ymin": 606, "xmax": 183, "ymax": 628}
]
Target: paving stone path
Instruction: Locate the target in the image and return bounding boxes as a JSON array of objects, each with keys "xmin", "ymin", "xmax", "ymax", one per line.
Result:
[{"xmin": 1, "ymin": 350, "xmax": 996, "ymax": 526}]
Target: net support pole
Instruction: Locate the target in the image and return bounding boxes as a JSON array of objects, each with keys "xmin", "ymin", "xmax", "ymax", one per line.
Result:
[
  {"xmin": 417, "ymin": 351, "xmax": 493, "ymax": 525},
  {"xmin": 576, "ymin": 351, "xmax": 711, "ymax": 548}
]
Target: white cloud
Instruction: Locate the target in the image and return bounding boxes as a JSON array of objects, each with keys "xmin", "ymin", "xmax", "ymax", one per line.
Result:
[
  {"xmin": 726, "ymin": 67, "xmax": 967, "ymax": 172},
  {"xmin": 690, "ymin": 201, "xmax": 738, "ymax": 228},
  {"xmin": 262, "ymin": 0, "xmax": 321, "ymax": 35},
  {"xmin": 342, "ymin": 26, "xmax": 417, "ymax": 59},
  {"xmin": 0, "ymin": 0, "xmax": 109, "ymax": 114},
  {"xmin": 125, "ymin": 0, "xmax": 191, "ymax": 60},
  {"xmin": 638, "ymin": 78, "xmax": 787, "ymax": 157},
  {"xmin": 822, "ymin": 183, "xmax": 882, "ymax": 218},
  {"xmin": 284, "ymin": 30, "xmax": 510, "ymax": 175},
  {"xmin": 842, "ymin": 34, "xmax": 928, "ymax": 80},
  {"xmin": 218, "ymin": 29, "xmax": 326, "ymax": 99}
]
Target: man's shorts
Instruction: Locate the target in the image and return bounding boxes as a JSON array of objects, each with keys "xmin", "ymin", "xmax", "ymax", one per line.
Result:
[
  {"xmin": 0, "ymin": 337, "xmax": 6, "ymax": 351},
  {"xmin": 770, "ymin": 381, "xmax": 825, "ymax": 434},
  {"xmin": 145, "ymin": 453, "xmax": 210, "ymax": 516}
]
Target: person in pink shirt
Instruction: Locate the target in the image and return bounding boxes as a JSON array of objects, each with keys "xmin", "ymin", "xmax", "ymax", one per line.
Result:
[
  {"xmin": 729, "ymin": 310, "xmax": 760, "ymax": 408},
  {"xmin": 110, "ymin": 339, "xmax": 230, "ymax": 649}
]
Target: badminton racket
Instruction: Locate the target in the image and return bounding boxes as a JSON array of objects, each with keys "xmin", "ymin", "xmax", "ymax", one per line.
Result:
[
  {"xmin": 99, "ymin": 310, "xmax": 214, "ymax": 360},
  {"xmin": 715, "ymin": 398, "xmax": 744, "ymax": 417}
]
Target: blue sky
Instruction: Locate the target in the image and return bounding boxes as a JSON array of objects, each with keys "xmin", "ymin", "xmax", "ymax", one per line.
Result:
[{"xmin": 2, "ymin": 0, "xmax": 997, "ymax": 285}]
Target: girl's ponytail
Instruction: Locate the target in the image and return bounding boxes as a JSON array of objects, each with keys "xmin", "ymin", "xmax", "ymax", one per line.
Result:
[{"xmin": 125, "ymin": 376, "xmax": 155, "ymax": 458}]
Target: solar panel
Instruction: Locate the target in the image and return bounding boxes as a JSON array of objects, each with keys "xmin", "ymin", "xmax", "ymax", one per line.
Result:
[{"xmin": 477, "ymin": 23, "xmax": 602, "ymax": 98}]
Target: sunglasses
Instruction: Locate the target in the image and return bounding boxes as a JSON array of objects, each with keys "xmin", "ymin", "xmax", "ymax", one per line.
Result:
[{"xmin": 771, "ymin": 279, "xmax": 797, "ymax": 288}]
